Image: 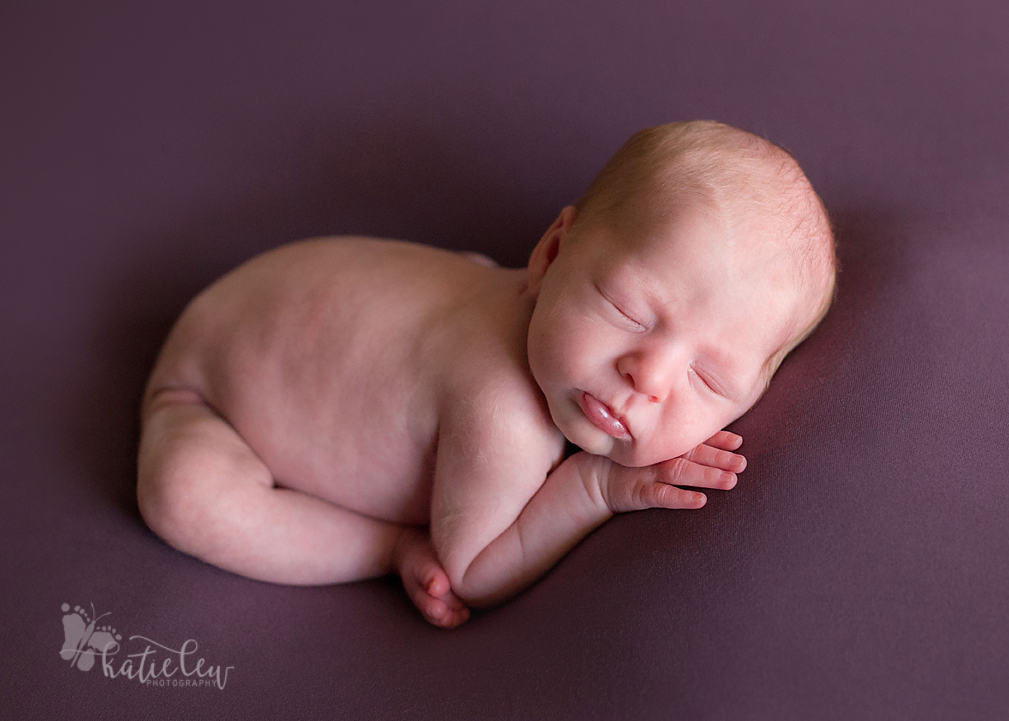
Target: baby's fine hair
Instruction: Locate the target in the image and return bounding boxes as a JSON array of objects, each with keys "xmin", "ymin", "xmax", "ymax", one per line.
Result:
[{"xmin": 576, "ymin": 120, "xmax": 838, "ymax": 383}]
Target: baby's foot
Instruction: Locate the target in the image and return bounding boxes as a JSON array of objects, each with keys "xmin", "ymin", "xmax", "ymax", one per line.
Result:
[{"xmin": 394, "ymin": 528, "xmax": 470, "ymax": 629}]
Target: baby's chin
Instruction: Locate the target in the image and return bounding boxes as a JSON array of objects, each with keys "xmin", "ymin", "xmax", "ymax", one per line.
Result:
[
  {"xmin": 561, "ymin": 429, "xmax": 612, "ymax": 458},
  {"xmin": 606, "ymin": 446, "xmax": 674, "ymax": 468},
  {"xmin": 562, "ymin": 425, "xmax": 668, "ymax": 468},
  {"xmin": 555, "ymin": 416, "xmax": 617, "ymax": 459},
  {"xmin": 600, "ymin": 433, "xmax": 695, "ymax": 468}
]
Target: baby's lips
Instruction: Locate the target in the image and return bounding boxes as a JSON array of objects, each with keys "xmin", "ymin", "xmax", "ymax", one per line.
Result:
[{"xmin": 579, "ymin": 392, "xmax": 632, "ymax": 440}]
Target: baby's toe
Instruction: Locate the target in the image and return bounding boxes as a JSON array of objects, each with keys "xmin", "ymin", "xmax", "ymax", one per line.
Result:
[
  {"xmin": 422, "ymin": 570, "xmax": 468, "ymax": 613},
  {"xmin": 422, "ymin": 597, "xmax": 449, "ymax": 625},
  {"xmin": 424, "ymin": 567, "xmax": 451, "ymax": 598},
  {"xmin": 418, "ymin": 590, "xmax": 471, "ymax": 628},
  {"xmin": 439, "ymin": 590, "xmax": 468, "ymax": 612},
  {"xmin": 429, "ymin": 603, "xmax": 470, "ymax": 629},
  {"xmin": 440, "ymin": 606, "xmax": 470, "ymax": 629},
  {"xmin": 429, "ymin": 586, "xmax": 470, "ymax": 627}
]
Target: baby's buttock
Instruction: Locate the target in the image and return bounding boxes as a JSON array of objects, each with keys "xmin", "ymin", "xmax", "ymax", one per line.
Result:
[{"xmin": 146, "ymin": 240, "xmax": 449, "ymax": 525}]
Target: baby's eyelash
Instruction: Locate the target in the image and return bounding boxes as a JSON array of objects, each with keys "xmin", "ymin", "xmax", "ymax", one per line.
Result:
[
  {"xmin": 613, "ymin": 302, "xmax": 643, "ymax": 327},
  {"xmin": 596, "ymin": 285, "xmax": 646, "ymax": 330},
  {"xmin": 690, "ymin": 366, "xmax": 722, "ymax": 396}
]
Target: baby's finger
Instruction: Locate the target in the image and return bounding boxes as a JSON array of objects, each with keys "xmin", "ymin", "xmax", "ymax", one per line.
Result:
[
  {"xmin": 645, "ymin": 482, "xmax": 710, "ymax": 510},
  {"xmin": 681, "ymin": 443, "xmax": 746, "ymax": 473},
  {"xmin": 704, "ymin": 430, "xmax": 743, "ymax": 451},
  {"xmin": 660, "ymin": 457, "xmax": 738, "ymax": 490}
]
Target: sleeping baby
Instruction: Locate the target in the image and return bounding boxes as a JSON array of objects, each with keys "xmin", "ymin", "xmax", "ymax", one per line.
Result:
[{"xmin": 137, "ymin": 120, "xmax": 836, "ymax": 628}]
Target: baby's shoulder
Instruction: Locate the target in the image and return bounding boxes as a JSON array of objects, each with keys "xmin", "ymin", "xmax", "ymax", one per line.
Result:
[{"xmin": 232, "ymin": 235, "xmax": 492, "ymax": 288}]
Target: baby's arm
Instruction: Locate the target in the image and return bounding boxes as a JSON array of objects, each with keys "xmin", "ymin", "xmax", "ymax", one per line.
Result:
[{"xmin": 432, "ymin": 400, "xmax": 745, "ymax": 608}]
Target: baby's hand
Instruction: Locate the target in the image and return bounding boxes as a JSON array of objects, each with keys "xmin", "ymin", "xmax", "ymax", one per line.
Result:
[{"xmin": 594, "ymin": 431, "xmax": 746, "ymax": 513}]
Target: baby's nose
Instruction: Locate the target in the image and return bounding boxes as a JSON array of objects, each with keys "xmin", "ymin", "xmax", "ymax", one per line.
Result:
[{"xmin": 616, "ymin": 351, "xmax": 675, "ymax": 403}]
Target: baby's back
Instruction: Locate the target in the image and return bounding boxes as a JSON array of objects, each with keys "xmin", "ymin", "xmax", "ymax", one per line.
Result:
[{"xmin": 145, "ymin": 238, "xmax": 504, "ymax": 524}]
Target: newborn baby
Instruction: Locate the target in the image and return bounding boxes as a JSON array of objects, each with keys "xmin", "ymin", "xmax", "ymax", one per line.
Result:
[{"xmin": 138, "ymin": 121, "xmax": 836, "ymax": 628}]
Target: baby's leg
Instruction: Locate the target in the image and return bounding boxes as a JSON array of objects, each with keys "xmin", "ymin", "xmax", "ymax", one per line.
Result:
[
  {"xmin": 138, "ymin": 391, "xmax": 400, "ymax": 584},
  {"xmin": 137, "ymin": 391, "xmax": 468, "ymax": 626}
]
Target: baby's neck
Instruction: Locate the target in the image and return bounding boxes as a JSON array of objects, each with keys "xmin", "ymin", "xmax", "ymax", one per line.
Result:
[{"xmin": 481, "ymin": 265, "xmax": 538, "ymax": 347}]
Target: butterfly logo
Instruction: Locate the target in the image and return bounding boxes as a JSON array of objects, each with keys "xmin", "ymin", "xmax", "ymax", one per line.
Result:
[{"xmin": 60, "ymin": 602, "xmax": 122, "ymax": 672}]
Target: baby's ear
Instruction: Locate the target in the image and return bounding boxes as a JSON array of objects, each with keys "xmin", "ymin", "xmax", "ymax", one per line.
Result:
[{"xmin": 527, "ymin": 206, "xmax": 576, "ymax": 296}]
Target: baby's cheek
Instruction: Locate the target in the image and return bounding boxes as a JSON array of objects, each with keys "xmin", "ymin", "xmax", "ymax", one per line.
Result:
[
  {"xmin": 531, "ymin": 329, "xmax": 575, "ymax": 380},
  {"xmin": 651, "ymin": 407, "xmax": 714, "ymax": 461},
  {"xmin": 556, "ymin": 319, "xmax": 605, "ymax": 371}
]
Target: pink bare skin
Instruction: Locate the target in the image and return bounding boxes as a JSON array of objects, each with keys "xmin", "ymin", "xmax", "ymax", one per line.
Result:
[
  {"xmin": 394, "ymin": 527, "xmax": 470, "ymax": 628},
  {"xmin": 137, "ymin": 202, "xmax": 811, "ymax": 628}
]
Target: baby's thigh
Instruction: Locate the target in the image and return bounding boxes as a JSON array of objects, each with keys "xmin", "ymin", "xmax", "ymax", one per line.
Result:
[{"xmin": 137, "ymin": 391, "xmax": 274, "ymax": 551}]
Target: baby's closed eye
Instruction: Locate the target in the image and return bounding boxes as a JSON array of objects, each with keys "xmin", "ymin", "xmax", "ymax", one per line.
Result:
[
  {"xmin": 689, "ymin": 364, "xmax": 725, "ymax": 398},
  {"xmin": 594, "ymin": 283, "xmax": 647, "ymax": 331}
]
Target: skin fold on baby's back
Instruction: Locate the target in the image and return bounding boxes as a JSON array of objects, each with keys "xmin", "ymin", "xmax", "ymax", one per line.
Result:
[{"xmin": 145, "ymin": 238, "xmax": 521, "ymax": 525}]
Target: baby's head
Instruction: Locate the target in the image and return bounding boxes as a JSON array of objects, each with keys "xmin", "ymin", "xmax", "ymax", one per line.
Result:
[{"xmin": 525, "ymin": 120, "xmax": 836, "ymax": 467}]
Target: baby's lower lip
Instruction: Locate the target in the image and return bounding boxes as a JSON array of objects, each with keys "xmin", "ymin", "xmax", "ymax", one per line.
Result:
[{"xmin": 578, "ymin": 392, "xmax": 631, "ymax": 440}]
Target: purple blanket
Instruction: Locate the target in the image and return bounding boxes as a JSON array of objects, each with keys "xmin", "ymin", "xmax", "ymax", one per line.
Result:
[{"xmin": 3, "ymin": 1, "xmax": 1007, "ymax": 718}]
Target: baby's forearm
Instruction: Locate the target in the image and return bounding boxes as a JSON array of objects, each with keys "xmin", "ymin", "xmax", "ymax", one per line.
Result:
[{"xmin": 450, "ymin": 453, "xmax": 613, "ymax": 607}]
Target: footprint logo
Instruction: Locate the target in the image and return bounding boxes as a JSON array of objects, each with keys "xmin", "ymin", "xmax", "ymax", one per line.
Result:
[{"xmin": 60, "ymin": 602, "xmax": 122, "ymax": 672}]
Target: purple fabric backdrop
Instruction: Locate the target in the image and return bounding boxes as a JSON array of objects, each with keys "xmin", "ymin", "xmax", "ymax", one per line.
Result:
[{"xmin": 2, "ymin": 1, "xmax": 1007, "ymax": 718}]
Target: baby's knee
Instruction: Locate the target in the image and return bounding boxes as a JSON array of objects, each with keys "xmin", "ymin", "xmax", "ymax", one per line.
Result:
[
  {"xmin": 137, "ymin": 433, "xmax": 214, "ymax": 552},
  {"xmin": 136, "ymin": 404, "xmax": 255, "ymax": 555}
]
